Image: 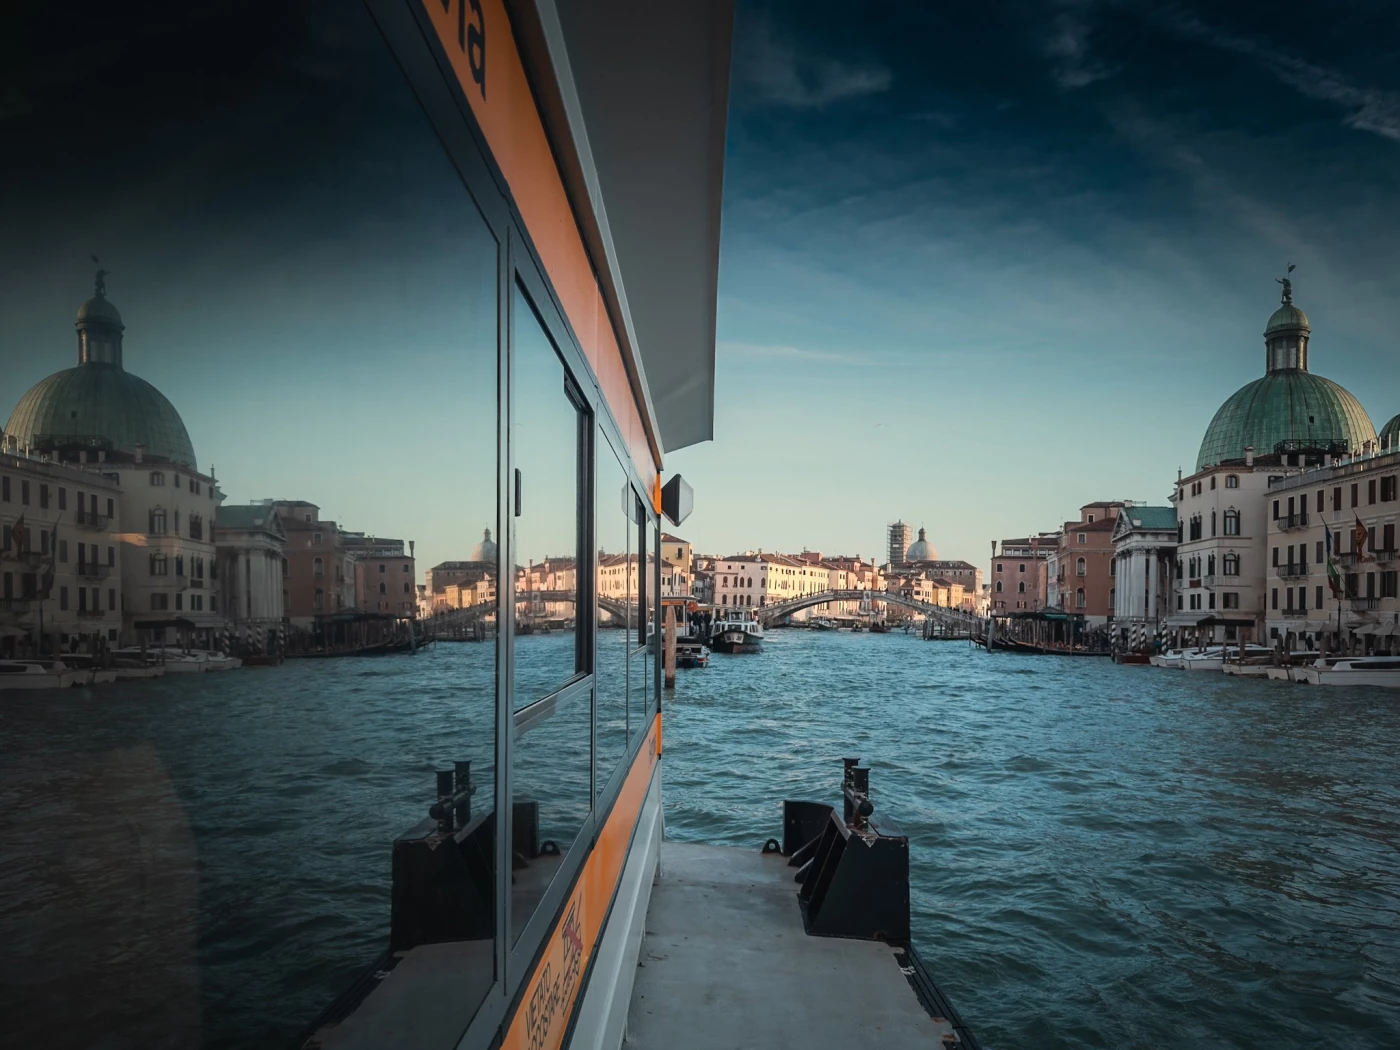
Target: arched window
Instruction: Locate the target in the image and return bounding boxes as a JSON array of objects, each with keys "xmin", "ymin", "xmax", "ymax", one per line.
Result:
[
  {"xmin": 1225, "ymin": 474, "xmax": 1239, "ymax": 489},
  {"xmin": 995, "ymin": 580, "xmax": 1003, "ymax": 592},
  {"xmin": 721, "ymin": 594, "xmax": 728, "ymax": 606},
  {"xmin": 748, "ymin": 576, "xmax": 754, "ymax": 587},
  {"xmin": 1075, "ymin": 588, "xmax": 1085, "ymax": 608},
  {"xmin": 1018, "ymin": 580, "xmax": 1025, "ymax": 593},
  {"xmin": 149, "ymin": 471, "xmax": 164, "ymax": 486},
  {"xmin": 1223, "ymin": 553, "xmax": 1239, "ymax": 576},
  {"xmin": 378, "ymin": 581, "xmax": 386, "ymax": 595},
  {"xmin": 314, "ymin": 588, "xmax": 325, "ymax": 610},
  {"xmin": 722, "ymin": 576, "xmax": 727, "ymax": 586},
  {"xmin": 1223, "ymin": 510, "xmax": 1240, "ymax": 536},
  {"xmin": 1076, "ymin": 557, "xmax": 1086, "ymax": 576},
  {"xmin": 1109, "ymin": 587, "xmax": 1115, "ymax": 609},
  {"xmin": 313, "ymin": 556, "xmax": 324, "ymax": 577}
]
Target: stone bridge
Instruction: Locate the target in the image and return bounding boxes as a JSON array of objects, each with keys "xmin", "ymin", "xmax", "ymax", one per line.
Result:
[
  {"xmin": 428, "ymin": 590, "xmax": 633, "ymax": 625},
  {"xmin": 754, "ymin": 590, "xmax": 976, "ymax": 628}
]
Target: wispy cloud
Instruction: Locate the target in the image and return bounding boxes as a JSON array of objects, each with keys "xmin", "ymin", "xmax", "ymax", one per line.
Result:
[
  {"xmin": 719, "ymin": 340, "xmax": 852, "ymax": 363},
  {"xmin": 1157, "ymin": 10, "xmax": 1400, "ymax": 143},
  {"xmin": 739, "ymin": 19, "xmax": 891, "ymax": 109},
  {"xmin": 1043, "ymin": 8, "xmax": 1118, "ymax": 89}
]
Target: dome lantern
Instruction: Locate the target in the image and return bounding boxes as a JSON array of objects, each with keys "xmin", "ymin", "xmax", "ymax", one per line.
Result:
[
  {"xmin": 1195, "ymin": 273, "xmax": 1374, "ymax": 470},
  {"xmin": 76, "ymin": 258, "xmax": 125, "ymax": 367}
]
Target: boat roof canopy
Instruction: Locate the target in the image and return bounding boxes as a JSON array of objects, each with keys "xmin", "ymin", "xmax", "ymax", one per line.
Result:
[{"xmin": 516, "ymin": 0, "xmax": 733, "ymax": 454}]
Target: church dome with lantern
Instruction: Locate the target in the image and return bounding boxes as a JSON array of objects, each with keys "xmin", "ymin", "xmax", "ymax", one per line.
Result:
[
  {"xmin": 4, "ymin": 269, "xmax": 198, "ymax": 468},
  {"xmin": 905, "ymin": 526, "xmax": 938, "ymax": 563},
  {"xmin": 1196, "ymin": 273, "xmax": 1374, "ymax": 471}
]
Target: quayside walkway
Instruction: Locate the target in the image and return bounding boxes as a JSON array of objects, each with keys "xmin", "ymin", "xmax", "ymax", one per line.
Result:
[{"xmin": 626, "ymin": 842, "xmax": 963, "ymax": 1049}]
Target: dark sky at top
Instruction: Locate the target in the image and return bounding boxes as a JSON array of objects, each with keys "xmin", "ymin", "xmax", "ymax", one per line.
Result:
[{"xmin": 2, "ymin": 1, "xmax": 1399, "ymax": 559}]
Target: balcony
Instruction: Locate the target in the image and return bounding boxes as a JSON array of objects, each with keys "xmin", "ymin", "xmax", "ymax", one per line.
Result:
[
  {"xmin": 75, "ymin": 511, "xmax": 111, "ymax": 531},
  {"xmin": 188, "ymin": 578, "xmax": 204, "ymax": 589},
  {"xmin": 0, "ymin": 598, "xmax": 33, "ymax": 614},
  {"xmin": 1337, "ymin": 551, "xmax": 1361, "ymax": 567},
  {"xmin": 1202, "ymin": 575, "xmax": 1216, "ymax": 588},
  {"xmin": 3, "ymin": 550, "xmax": 42, "ymax": 566},
  {"xmin": 1277, "ymin": 562, "xmax": 1309, "ymax": 579},
  {"xmin": 1350, "ymin": 597, "xmax": 1381, "ymax": 612},
  {"xmin": 77, "ymin": 607, "xmax": 105, "ymax": 618},
  {"xmin": 1377, "ymin": 548, "xmax": 1398, "ymax": 564},
  {"xmin": 1277, "ymin": 607, "xmax": 1308, "ymax": 619},
  {"xmin": 1278, "ymin": 511, "xmax": 1309, "ymax": 531},
  {"xmin": 77, "ymin": 564, "xmax": 110, "ymax": 579}
]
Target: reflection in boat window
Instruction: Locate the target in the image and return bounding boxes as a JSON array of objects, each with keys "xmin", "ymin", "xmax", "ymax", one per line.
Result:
[{"xmin": 0, "ymin": 3, "xmax": 499, "ymax": 1046}]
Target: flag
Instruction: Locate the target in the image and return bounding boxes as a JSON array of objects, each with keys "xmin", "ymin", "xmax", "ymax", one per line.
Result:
[
  {"xmin": 40, "ymin": 559, "xmax": 55, "ymax": 599},
  {"xmin": 1354, "ymin": 515, "xmax": 1369, "ymax": 559},
  {"xmin": 1326, "ymin": 528, "xmax": 1342, "ymax": 597},
  {"xmin": 9, "ymin": 513, "xmax": 23, "ymax": 553}
]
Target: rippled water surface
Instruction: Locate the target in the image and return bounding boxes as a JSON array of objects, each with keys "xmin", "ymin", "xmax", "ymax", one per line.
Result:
[{"xmin": 2, "ymin": 630, "xmax": 1399, "ymax": 1049}]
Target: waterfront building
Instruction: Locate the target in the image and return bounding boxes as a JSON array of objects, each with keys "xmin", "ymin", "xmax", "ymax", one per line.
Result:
[
  {"xmin": 659, "ymin": 532, "xmax": 692, "ymax": 597},
  {"xmin": 425, "ymin": 528, "xmax": 497, "ymax": 611},
  {"xmin": 1168, "ymin": 281, "xmax": 1375, "ymax": 644},
  {"xmin": 262, "ymin": 500, "xmax": 353, "ymax": 629},
  {"xmin": 691, "ymin": 568, "xmax": 714, "ymax": 604},
  {"xmin": 991, "ymin": 533, "xmax": 1057, "ymax": 613},
  {"xmin": 1046, "ymin": 503, "xmax": 1124, "ymax": 625},
  {"xmin": 215, "ymin": 504, "xmax": 287, "ymax": 643},
  {"xmin": 712, "ymin": 552, "xmax": 828, "ymax": 613},
  {"xmin": 0, "ymin": 451, "xmax": 124, "ymax": 652},
  {"xmin": 901, "ymin": 557, "xmax": 984, "ymax": 613},
  {"xmin": 1263, "ymin": 447, "xmax": 1400, "ymax": 650},
  {"xmin": 886, "ymin": 520, "xmax": 913, "ymax": 568},
  {"xmin": 2, "ymin": 274, "xmax": 225, "ymax": 647},
  {"xmin": 343, "ymin": 533, "xmax": 416, "ymax": 616},
  {"xmin": 1109, "ymin": 508, "xmax": 1178, "ymax": 643}
]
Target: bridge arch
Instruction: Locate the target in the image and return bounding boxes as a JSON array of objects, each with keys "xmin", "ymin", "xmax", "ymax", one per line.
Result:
[{"xmin": 755, "ymin": 589, "xmax": 973, "ymax": 627}]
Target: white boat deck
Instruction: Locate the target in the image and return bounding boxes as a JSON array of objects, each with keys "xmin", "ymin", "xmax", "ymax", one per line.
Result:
[{"xmin": 626, "ymin": 841, "xmax": 957, "ymax": 1049}]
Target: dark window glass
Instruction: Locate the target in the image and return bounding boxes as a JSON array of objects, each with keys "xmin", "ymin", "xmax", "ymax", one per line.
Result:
[
  {"xmin": 509, "ymin": 286, "xmax": 590, "ymax": 949},
  {"xmin": 595, "ymin": 436, "xmax": 631, "ymax": 795},
  {"xmin": 0, "ymin": 5, "xmax": 501, "ymax": 1046}
]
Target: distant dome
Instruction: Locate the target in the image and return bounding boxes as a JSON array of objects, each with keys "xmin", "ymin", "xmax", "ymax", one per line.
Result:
[
  {"xmin": 1382, "ymin": 413, "xmax": 1400, "ymax": 450},
  {"xmin": 905, "ymin": 527, "xmax": 937, "ymax": 563},
  {"xmin": 3, "ymin": 273, "xmax": 197, "ymax": 468},
  {"xmin": 470, "ymin": 528, "xmax": 497, "ymax": 563},
  {"xmin": 1196, "ymin": 283, "xmax": 1373, "ymax": 470}
]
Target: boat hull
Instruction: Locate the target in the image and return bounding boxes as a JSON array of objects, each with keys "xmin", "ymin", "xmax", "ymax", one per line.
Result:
[{"xmin": 710, "ymin": 631, "xmax": 760, "ymax": 654}]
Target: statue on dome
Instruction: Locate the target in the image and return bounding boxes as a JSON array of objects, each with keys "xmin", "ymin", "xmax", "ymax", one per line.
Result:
[
  {"xmin": 91, "ymin": 255, "xmax": 110, "ymax": 298},
  {"xmin": 1276, "ymin": 262, "xmax": 1295, "ymax": 304}
]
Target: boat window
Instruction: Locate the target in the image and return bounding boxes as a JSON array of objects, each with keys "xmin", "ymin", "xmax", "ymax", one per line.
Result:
[
  {"xmin": 595, "ymin": 434, "xmax": 631, "ymax": 795},
  {"xmin": 0, "ymin": 3, "xmax": 503, "ymax": 1045},
  {"xmin": 508, "ymin": 284, "xmax": 591, "ymax": 948},
  {"xmin": 630, "ymin": 494, "xmax": 653, "ymax": 744}
]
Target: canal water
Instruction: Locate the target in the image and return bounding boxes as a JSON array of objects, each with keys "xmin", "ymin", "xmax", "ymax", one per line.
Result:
[{"xmin": 2, "ymin": 630, "xmax": 1398, "ymax": 1049}]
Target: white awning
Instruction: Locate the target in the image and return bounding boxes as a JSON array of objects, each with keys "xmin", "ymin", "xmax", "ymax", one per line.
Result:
[{"xmin": 517, "ymin": 1, "xmax": 734, "ymax": 455}]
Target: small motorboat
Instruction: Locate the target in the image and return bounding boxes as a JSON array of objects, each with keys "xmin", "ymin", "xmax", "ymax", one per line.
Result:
[
  {"xmin": 1179, "ymin": 645, "xmax": 1230, "ymax": 672},
  {"xmin": 869, "ymin": 622, "xmax": 891, "ymax": 634},
  {"xmin": 195, "ymin": 650, "xmax": 242, "ymax": 671},
  {"xmin": 154, "ymin": 649, "xmax": 210, "ymax": 673},
  {"xmin": 1149, "ymin": 648, "xmax": 1186, "ymax": 668},
  {"xmin": 0, "ymin": 659, "xmax": 81, "ymax": 690},
  {"xmin": 1302, "ymin": 655, "xmax": 1400, "ymax": 687},
  {"xmin": 676, "ymin": 643, "xmax": 709, "ymax": 669}
]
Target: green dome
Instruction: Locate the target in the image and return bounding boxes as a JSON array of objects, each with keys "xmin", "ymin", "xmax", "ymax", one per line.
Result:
[
  {"xmin": 1381, "ymin": 413, "xmax": 1400, "ymax": 450},
  {"xmin": 1266, "ymin": 304, "xmax": 1310, "ymax": 333},
  {"xmin": 1197, "ymin": 370, "xmax": 1375, "ymax": 470},
  {"xmin": 5, "ymin": 363, "xmax": 197, "ymax": 469}
]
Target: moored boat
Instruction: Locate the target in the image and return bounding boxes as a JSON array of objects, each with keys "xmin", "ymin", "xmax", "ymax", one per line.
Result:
[
  {"xmin": 1303, "ymin": 655, "xmax": 1400, "ymax": 686},
  {"xmin": 676, "ymin": 643, "xmax": 710, "ymax": 668},
  {"xmin": 0, "ymin": 660, "xmax": 81, "ymax": 690}
]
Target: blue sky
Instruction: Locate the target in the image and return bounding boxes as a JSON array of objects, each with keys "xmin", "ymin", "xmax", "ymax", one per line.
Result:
[
  {"xmin": 2, "ymin": 2, "xmax": 1399, "ymax": 573},
  {"xmin": 667, "ymin": 0, "xmax": 1400, "ymax": 564}
]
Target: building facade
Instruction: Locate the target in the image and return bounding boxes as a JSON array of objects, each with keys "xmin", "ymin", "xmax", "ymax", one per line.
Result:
[
  {"xmin": 1110, "ymin": 507, "xmax": 1177, "ymax": 643},
  {"xmin": 344, "ymin": 533, "xmax": 416, "ymax": 616},
  {"xmin": 1047, "ymin": 502, "xmax": 1123, "ymax": 625},
  {"xmin": 991, "ymin": 534, "xmax": 1056, "ymax": 613},
  {"xmin": 215, "ymin": 504, "xmax": 287, "ymax": 643},
  {"xmin": 1264, "ymin": 448, "xmax": 1400, "ymax": 650}
]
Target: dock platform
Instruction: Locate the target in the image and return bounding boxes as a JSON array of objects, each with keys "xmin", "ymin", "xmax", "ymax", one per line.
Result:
[{"xmin": 626, "ymin": 841, "xmax": 960, "ymax": 1049}]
